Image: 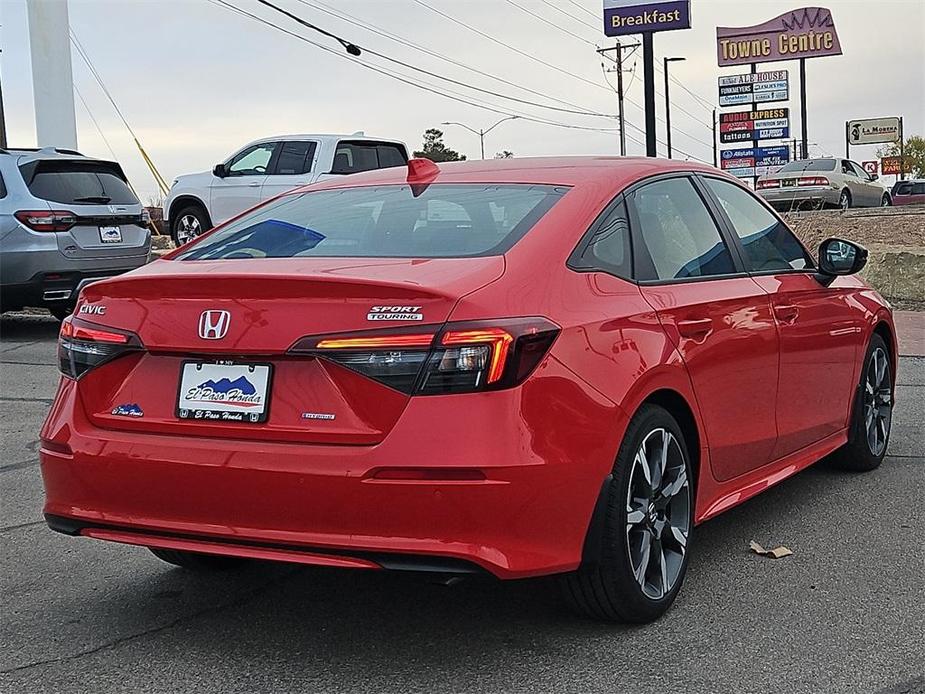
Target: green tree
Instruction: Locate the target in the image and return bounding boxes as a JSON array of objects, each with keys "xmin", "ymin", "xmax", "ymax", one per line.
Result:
[
  {"xmin": 413, "ymin": 129, "xmax": 466, "ymax": 162},
  {"xmin": 494, "ymin": 150, "xmax": 514, "ymax": 159},
  {"xmin": 877, "ymin": 135, "xmax": 925, "ymax": 177}
]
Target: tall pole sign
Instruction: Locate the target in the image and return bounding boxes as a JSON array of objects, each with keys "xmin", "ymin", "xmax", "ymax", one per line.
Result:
[
  {"xmin": 715, "ymin": 7, "xmax": 842, "ymax": 181},
  {"xmin": 603, "ymin": 0, "xmax": 692, "ymax": 157}
]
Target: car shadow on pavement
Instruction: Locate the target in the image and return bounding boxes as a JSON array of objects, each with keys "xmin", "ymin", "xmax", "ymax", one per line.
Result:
[{"xmin": 0, "ymin": 313, "xmax": 61, "ymax": 345}]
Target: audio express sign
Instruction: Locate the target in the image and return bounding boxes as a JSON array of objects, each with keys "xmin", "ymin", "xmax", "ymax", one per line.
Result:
[
  {"xmin": 720, "ymin": 108, "xmax": 790, "ymax": 144},
  {"xmin": 718, "ymin": 70, "xmax": 789, "ymax": 107},
  {"xmin": 721, "ymin": 145, "xmax": 790, "ymax": 178}
]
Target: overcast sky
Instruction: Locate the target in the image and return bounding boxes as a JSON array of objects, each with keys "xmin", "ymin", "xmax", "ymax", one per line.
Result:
[{"xmin": 2, "ymin": 0, "xmax": 923, "ymax": 201}]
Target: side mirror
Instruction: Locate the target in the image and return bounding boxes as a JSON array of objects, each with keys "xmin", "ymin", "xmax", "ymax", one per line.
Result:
[
  {"xmin": 212, "ymin": 163, "xmax": 227, "ymax": 178},
  {"xmin": 869, "ymin": 173, "xmax": 879, "ymax": 181},
  {"xmin": 816, "ymin": 237, "xmax": 868, "ymax": 284}
]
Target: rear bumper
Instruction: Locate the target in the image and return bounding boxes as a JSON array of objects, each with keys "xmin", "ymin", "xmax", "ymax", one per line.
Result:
[
  {"xmin": 1, "ymin": 260, "xmax": 147, "ymax": 311},
  {"xmin": 40, "ymin": 362, "xmax": 625, "ymax": 578},
  {"xmin": 759, "ymin": 187, "xmax": 840, "ymax": 210}
]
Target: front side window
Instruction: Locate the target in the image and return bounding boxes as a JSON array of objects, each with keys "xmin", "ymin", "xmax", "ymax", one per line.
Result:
[
  {"xmin": 227, "ymin": 143, "xmax": 276, "ymax": 176},
  {"xmin": 894, "ymin": 183, "xmax": 912, "ymax": 196},
  {"xmin": 704, "ymin": 177, "xmax": 811, "ymax": 272},
  {"xmin": 841, "ymin": 160, "xmax": 859, "ymax": 177},
  {"xmin": 273, "ymin": 141, "xmax": 317, "ymax": 175},
  {"xmin": 630, "ymin": 177, "xmax": 735, "ymax": 281},
  {"xmin": 176, "ymin": 184, "xmax": 566, "ymax": 260}
]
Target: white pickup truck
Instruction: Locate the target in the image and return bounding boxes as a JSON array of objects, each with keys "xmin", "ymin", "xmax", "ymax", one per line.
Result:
[{"xmin": 163, "ymin": 133, "xmax": 408, "ymax": 244}]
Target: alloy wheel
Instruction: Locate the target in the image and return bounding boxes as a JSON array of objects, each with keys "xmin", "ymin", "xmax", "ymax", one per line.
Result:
[
  {"xmin": 176, "ymin": 214, "xmax": 202, "ymax": 245},
  {"xmin": 625, "ymin": 428, "xmax": 691, "ymax": 600},
  {"xmin": 839, "ymin": 191, "xmax": 850, "ymax": 209},
  {"xmin": 863, "ymin": 347, "xmax": 892, "ymax": 456}
]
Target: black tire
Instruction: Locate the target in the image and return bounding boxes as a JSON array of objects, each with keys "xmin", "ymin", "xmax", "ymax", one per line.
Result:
[
  {"xmin": 830, "ymin": 333, "xmax": 893, "ymax": 472},
  {"xmin": 170, "ymin": 204, "xmax": 211, "ymax": 246},
  {"xmin": 48, "ymin": 305, "xmax": 74, "ymax": 321},
  {"xmin": 838, "ymin": 189, "xmax": 852, "ymax": 210},
  {"xmin": 149, "ymin": 547, "xmax": 247, "ymax": 571},
  {"xmin": 881, "ymin": 194, "xmax": 891, "ymax": 207},
  {"xmin": 561, "ymin": 404, "xmax": 694, "ymax": 623}
]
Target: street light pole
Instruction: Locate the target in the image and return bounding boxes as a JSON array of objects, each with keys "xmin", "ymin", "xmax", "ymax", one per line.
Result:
[
  {"xmin": 663, "ymin": 56, "xmax": 685, "ymax": 159},
  {"xmin": 441, "ymin": 116, "xmax": 520, "ymax": 160}
]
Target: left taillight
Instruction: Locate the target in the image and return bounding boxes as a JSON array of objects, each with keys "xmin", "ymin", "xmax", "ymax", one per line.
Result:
[
  {"xmin": 58, "ymin": 316, "xmax": 143, "ymax": 379},
  {"xmin": 14, "ymin": 210, "xmax": 78, "ymax": 232},
  {"xmin": 290, "ymin": 317, "xmax": 560, "ymax": 395}
]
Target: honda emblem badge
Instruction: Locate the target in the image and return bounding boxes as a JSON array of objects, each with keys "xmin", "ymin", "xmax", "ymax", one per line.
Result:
[{"xmin": 198, "ymin": 310, "xmax": 230, "ymax": 340}]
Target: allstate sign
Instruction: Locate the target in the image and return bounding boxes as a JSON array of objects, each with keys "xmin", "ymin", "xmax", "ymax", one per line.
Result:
[{"xmin": 603, "ymin": 0, "xmax": 691, "ymax": 37}]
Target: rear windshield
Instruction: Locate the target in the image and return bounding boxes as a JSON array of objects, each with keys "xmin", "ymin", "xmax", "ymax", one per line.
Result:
[
  {"xmin": 176, "ymin": 184, "xmax": 567, "ymax": 260},
  {"xmin": 20, "ymin": 161, "xmax": 138, "ymax": 205},
  {"xmin": 778, "ymin": 159, "xmax": 836, "ymax": 173}
]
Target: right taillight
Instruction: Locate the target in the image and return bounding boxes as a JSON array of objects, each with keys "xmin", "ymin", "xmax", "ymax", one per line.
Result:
[
  {"xmin": 59, "ymin": 316, "xmax": 143, "ymax": 379},
  {"xmin": 290, "ymin": 317, "xmax": 560, "ymax": 395},
  {"xmin": 797, "ymin": 176, "xmax": 830, "ymax": 187},
  {"xmin": 15, "ymin": 210, "xmax": 78, "ymax": 232}
]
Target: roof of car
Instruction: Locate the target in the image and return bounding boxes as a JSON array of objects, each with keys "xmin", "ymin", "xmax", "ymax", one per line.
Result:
[
  {"xmin": 248, "ymin": 133, "xmax": 405, "ymax": 145},
  {"xmin": 305, "ymin": 156, "xmax": 721, "ymax": 190}
]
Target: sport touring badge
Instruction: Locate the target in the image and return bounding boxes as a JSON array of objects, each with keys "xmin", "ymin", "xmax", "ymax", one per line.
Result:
[{"xmin": 367, "ymin": 306, "xmax": 423, "ymax": 321}]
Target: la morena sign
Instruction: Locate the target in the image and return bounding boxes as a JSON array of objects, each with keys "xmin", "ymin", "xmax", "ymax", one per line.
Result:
[{"xmin": 716, "ymin": 7, "xmax": 842, "ymax": 66}]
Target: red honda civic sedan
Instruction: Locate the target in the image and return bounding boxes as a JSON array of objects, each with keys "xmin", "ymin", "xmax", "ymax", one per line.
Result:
[{"xmin": 41, "ymin": 157, "xmax": 895, "ymax": 622}]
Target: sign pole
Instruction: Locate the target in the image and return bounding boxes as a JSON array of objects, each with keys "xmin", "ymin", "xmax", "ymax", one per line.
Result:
[
  {"xmin": 712, "ymin": 109, "xmax": 717, "ymax": 167},
  {"xmin": 899, "ymin": 116, "xmax": 905, "ymax": 181},
  {"xmin": 642, "ymin": 32, "xmax": 657, "ymax": 157},
  {"xmin": 845, "ymin": 121, "xmax": 849, "ymax": 158},
  {"xmin": 750, "ymin": 63, "xmax": 758, "ymax": 187},
  {"xmin": 799, "ymin": 57, "xmax": 808, "ymax": 159}
]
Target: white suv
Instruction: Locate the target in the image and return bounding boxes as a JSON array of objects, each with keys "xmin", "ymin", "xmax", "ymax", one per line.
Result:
[{"xmin": 163, "ymin": 133, "xmax": 408, "ymax": 245}]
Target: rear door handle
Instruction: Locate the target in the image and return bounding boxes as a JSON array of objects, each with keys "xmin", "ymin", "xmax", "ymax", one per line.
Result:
[
  {"xmin": 248, "ymin": 181, "xmax": 261, "ymax": 187},
  {"xmin": 677, "ymin": 318, "xmax": 713, "ymax": 339},
  {"xmin": 774, "ymin": 304, "xmax": 800, "ymax": 324}
]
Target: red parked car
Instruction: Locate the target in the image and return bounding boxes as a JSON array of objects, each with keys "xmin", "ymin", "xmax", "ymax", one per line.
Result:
[{"xmin": 41, "ymin": 157, "xmax": 895, "ymax": 623}]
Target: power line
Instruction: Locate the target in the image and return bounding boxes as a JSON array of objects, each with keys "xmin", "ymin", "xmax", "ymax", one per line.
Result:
[
  {"xmin": 299, "ymin": 0, "xmax": 609, "ymax": 118},
  {"xmin": 410, "ymin": 0, "xmax": 710, "ymax": 158},
  {"xmin": 564, "ymin": 0, "xmax": 601, "ymax": 22},
  {"xmin": 503, "ymin": 0, "xmax": 598, "ymax": 47},
  {"xmin": 73, "ymin": 85, "xmax": 118, "ymax": 160},
  {"xmin": 540, "ymin": 0, "xmax": 601, "ymax": 32},
  {"xmin": 411, "ymin": 0, "xmax": 609, "ymax": 93},
  {"xmin": 208, "ymin": 0, "xmax": 635, "ymax": 140}
]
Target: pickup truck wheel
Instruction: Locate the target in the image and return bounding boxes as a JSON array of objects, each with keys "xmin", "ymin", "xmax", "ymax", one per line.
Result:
[{"xmin": 171, "ymin": 205, "xmax": 210, "ymax": 246}]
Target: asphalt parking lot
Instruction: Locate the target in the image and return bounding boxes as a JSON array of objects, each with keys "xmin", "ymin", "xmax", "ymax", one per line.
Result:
[{"xmin": 1, "ymin": 312, "xmax": 922, "ymax": 694}]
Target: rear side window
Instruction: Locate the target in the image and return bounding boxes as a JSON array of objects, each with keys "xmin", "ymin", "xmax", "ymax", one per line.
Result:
[
  {"xmin": 914, "ymin": 183, "xmax": 925, "ymax": 195},
  {"xmin": 894, "ymin": 183, "xmax": 912, "ymax": 196},
  {"xmin": 331, "ymin": 142, "xmax": 408, "ymax": 174},
  {"xmin": 0, "ymin": 171, "xmax": 6, "ymax": 199},
  {"xmin": 570, "ymin": 199, "xmax": 632, "ymax": 279},
  {"xmin": 272, "ymin": 141, "xmax": 317, "ymax": 175},
  {"xmin": 176, "ymin": 184, "xmax": 566, "ymax": 260},
  {"xmin": 630, "ymin": 177, "xmax": 735, "ymax": 281},
  {"xmin": 19, "ymin": 161, "xmax": 138, "ymax": 205},
  {"xmin": 704, "ymin": 177, "xmax": 811, "ymax": 271}
]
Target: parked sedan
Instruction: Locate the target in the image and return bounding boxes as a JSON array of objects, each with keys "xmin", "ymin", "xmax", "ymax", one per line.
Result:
[
  {"xmin": 757, "ymin": 157, "xmax": 892, "ymax": 211},
  {"xmin": 42, "ymin": 157, "xmax": 895, "ymax": 623}
]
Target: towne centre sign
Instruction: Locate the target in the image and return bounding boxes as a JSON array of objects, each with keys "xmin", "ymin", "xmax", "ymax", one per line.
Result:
[
  {"xmin": 716, "ymin": 6, "xmax": 842, "ymax": 66},
  {"xmin": 715, "ymin": 7, "xmax": 842, "ymax": 182}
]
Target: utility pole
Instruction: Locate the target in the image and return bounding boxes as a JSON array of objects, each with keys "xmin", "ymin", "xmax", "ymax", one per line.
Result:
[{"xmin": 597, "ymin": 41, "xmax": 639, "ymax": 156}]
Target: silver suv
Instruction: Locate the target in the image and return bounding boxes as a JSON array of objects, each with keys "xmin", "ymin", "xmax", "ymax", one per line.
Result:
[{"xmin": 0, "ymin": 147, "xmax": 151, "ymax": 319}]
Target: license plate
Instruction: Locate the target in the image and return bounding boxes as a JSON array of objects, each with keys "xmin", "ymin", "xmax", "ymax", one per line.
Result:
[
  {"xmin": 99, "ymin": 226, "xmax": 123, "ymax": 243},
  {"xmin": 781, "ymin": 179, "xmax": 796, "ymax": 188},
  {"xmin": 177, "ymin": 362, "xmax": 272, "ymax": 423}
]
